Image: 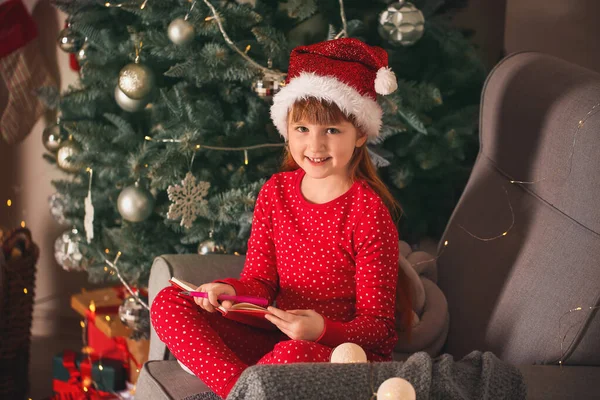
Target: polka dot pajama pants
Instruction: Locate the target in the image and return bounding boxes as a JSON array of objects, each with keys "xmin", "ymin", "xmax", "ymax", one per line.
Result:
[{"xmin": 151, "ymin": 287, "xmax": 333, "ymax": 399}]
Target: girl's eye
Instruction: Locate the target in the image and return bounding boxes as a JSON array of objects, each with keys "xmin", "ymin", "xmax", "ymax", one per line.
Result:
[
  {"xmin": 295, "ymin": 126, "xmax": 309, "ymax": 133},
  {"xmin": 326, "ymin": 128, "xmax": 341, "ymax": 134}
]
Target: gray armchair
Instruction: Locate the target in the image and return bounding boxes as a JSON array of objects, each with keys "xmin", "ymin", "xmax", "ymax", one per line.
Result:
[{"xmin": 136, "ymin": 52, "xmax": 600, "ymax": 399}]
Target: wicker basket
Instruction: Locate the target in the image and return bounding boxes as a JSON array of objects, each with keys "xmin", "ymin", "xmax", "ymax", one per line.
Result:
[{"xmin": 0, "ymin": 228, "xmax": 39, "ymax": 400}]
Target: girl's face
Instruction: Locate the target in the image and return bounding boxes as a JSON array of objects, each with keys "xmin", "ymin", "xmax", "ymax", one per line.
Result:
[{"xmin": 287, "ymin": 118, "xmax": 367, "ymax": 182}]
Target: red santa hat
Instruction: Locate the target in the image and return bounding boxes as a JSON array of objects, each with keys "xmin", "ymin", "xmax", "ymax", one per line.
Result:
[{"xmin": 270, "ymin": 38, "xmax": 397, "ymax": 141}]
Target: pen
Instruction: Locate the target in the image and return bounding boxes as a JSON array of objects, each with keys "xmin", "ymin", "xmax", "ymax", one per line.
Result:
[{"xmin": 178, "ymin": 291, "xmax": 269, "ymax": 307}]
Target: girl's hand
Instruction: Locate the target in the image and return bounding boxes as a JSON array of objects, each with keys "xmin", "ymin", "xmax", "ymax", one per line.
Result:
[
  {"xmin": 194, "ymin": 283, "xmax": 236, "ymax": 312},
  {"xmin": 265, "ymin": 306, "xmax": 325, "ymax": 341}
]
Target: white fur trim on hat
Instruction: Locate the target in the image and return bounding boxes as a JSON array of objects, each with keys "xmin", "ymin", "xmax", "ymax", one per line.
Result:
[
  {"xmin": 375, "ymin": 66, "xmax": 398, "ymax": 95},
  {"xmin": 270, "ymin": 72, "xmax": 383, "ymax": 140}
]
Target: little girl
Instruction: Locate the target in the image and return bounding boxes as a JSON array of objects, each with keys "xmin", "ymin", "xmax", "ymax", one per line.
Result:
[{"xmin": 151, "ymin": 38, "xmax": 413, "ymax": 399}]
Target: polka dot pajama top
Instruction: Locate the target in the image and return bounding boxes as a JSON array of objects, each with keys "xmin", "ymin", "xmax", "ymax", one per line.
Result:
[{"xmin": 151, "ymin": 168, "xmax": 399, "ymax": 398}]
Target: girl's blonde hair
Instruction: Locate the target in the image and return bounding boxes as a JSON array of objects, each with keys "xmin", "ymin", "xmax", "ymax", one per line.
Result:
[{"xmin": 280, "ymin": 97, "xmax": 413, "ymax": 336}]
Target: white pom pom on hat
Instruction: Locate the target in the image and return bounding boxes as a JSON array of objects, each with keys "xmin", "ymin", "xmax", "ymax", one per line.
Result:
[{"xmin": 375, "ymin": 66, "xmax": 398, "ymax": 95}]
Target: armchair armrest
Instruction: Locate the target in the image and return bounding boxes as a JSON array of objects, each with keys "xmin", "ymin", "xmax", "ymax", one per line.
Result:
[
  {"xmin": 148, "ymin": 254, "xmax": 245, "ymax": 361},
  {"xmin": 517, "ymin": 365, "xmax": 600, "ymax": 399}
]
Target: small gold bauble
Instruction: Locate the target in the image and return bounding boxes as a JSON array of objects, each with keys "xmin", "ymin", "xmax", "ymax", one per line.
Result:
[
  {"xmin": 76, "ymin": 41, "xmax": 90, "ymax": 63},
  {"xmin": 57, "ymin": 27, "xmax": 84, "ymax": 53},
  {"xmin": 42, "ymin": 124, "xmax": 66, "ymax": 152},
  {"xmin": 118, "ymin": 63, "xmax": 155, "ymax": 100},
  {"xmin": 168, "ymin": 18, "xmax": 195, "ymax": 45},
  {"xmin": 197, "ymin": 239, "xmax": 226, "ymax": 255},
  {"xmin": 56, "ymin": 141, "xmax": 83, "ymax": 173}
]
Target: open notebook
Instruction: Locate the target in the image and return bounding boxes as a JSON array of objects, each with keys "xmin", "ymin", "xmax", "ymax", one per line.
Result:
[{"xmin": 169, "ymin": 277, "xmax": 276, "ymax": 330}]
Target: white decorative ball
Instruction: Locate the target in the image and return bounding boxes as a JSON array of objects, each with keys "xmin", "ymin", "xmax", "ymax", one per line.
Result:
[
  {"xmin": 168, "ymin": 17, "xmax": 195, "ymax": 45},
  {"xmin": 330, "ymin": 342, "xmax": 367, "ymax": 363},
  {"xmin": 376, "ymin": 377, "xmax": 416, "ymax": 400}
]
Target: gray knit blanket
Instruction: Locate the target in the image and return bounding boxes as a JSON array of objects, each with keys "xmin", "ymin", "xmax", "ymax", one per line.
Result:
[{"xmin": 182, "ymin": 351, "xmax": 526, "ymax": 400}]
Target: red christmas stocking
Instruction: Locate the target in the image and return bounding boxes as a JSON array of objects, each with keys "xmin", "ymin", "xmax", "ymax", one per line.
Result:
[{"xmin": 0, "ymin": 0, "xmax": 55, "ymax": 145}]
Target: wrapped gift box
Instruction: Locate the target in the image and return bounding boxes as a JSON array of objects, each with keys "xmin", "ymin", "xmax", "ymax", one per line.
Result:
[
  {"xmin": 71, "ymin": 287, "xmax": 131, "ymax": 340},
  {"xmin": 53, "ymin": 350, "xmax": 126, "ymax": 395},
  {"xmin": 71, "ymin": 287, "xmax": 149, "ymax": 383}
]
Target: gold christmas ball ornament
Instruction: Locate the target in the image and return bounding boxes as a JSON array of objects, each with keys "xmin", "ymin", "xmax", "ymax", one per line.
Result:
[
  {"xmin": 42, "ymin": 123, "xmax": 66, "ymax": 152},
  {"xmin": 57, "ymin": 27, "xmax": 85, "ymax": 53},
  {"xmin": 378, "ymin": 1, "xmax": 425, "ymax": 46},
  {"xmin": 118, "ymin": 63, "xmax": 155, "ymax": 100},
  {"xmin": 76, "ymin": 40, "xmax": 90, "ymax": 63},
  {"xmin": 117, "ymin": 182, "xmax": 155, "ymax": 222},
  {"xmin": 114, "ymin": 85, "xmax": 148, "ymax": 112},
  {"xmin": 168, "ymin": 17, "xmax": 195, "ymax": 45},
  {"xmin": 197, "ymin": 239, "xmax": 226, "ymax": 255},
  {"xmin": 56, "ymin": 141, "xmax": 83, "ymax": 173}
]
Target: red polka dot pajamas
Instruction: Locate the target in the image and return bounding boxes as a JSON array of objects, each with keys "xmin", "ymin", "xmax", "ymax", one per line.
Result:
[{"xmin": 151, "ymin": 168, "xmax": 399, "ymax": 398}]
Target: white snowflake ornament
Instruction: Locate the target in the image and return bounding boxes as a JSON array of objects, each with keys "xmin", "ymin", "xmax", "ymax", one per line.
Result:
[{"xmin": 167, "ymin": 172, "xmax": 210, "ymax": 229}]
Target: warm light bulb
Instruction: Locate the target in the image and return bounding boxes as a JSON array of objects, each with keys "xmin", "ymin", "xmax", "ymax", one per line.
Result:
[
  {"xmin": 89, "ymin": 301, "xmax": 96, "ymax": 313},
  {"xmin": 444, "ymin": 240, "xmax": 448, "ymax": 246},
  {"xmin": 6, "ymin": 199, "xmax": 11, "ymax": 206},
  {"xmin": 105, "ymin": 315, "xmax": 111, "ymax": 321},
  {"xmin": 105, "ymin": 248, "xmax": 110, "ymax": 254},
  {"xmin": 20, "ymin": 221, "xmax": 26, "ymax": 228},
  {"xmin": 23, "ymin": 288, "xmax": 28, "ymax": 294},
  {"xmin": 244, "ymin": 45, "xmax": 251, "ymax": 54},
  {"xmin": 99, "ymin": 365, "xmax": 104, "ymax": 371},
  {"xmin": 502, "ymin": 232, "xmax": 508, "ymax": 236},
  {"xmin": 80, "ymin": 320, "xmax": 85, "ymax": 328}
]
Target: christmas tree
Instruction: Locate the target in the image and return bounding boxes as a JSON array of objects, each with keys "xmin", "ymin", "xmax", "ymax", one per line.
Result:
[{"xmin": 45, "ymin": 0, "xmax": 486, "ymax": 287}]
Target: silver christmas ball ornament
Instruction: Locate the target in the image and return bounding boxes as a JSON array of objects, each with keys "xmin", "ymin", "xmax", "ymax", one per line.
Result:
[
  {"xmin": 252, "ymin": 75, "xmax": 284, "ymax": 101},
  {"xmin": 168, "ymin": 17, "xmax": 195, "ymax": 45},
  {"xmin": 56, "ymin": 140, "xmax": 83, "ymax": 173},
  {"xmin": 117, "ymin": 182, "xmax": 155, "ymax": 222},
  {"xmin": 57, "ymin": 27, "xmax": 84, "ymax": 53},
  {"xmin": 42, "ymin": 123, "xmax": 66, "ymax": 152},
  {"xmin": 118, "ymin": 63, "xmax": 155, "ymax": 100},
  {"xmin": 197, "ymin": 239, "xmax": 226, "ymax": 255},
  {"xmin": 54, "ymin": 228, "xmax": 88, "ymax": 271},
  {"xmin": 119, "ymin": 295, "xmax": 149, "ymax": 332},
  {"xmin": 378, "ymin": 1, "xmax": 425, "ymax": 46},
  {"xmin": 114, "ymin": 85, "xmax": 148, "ymax": 112}
]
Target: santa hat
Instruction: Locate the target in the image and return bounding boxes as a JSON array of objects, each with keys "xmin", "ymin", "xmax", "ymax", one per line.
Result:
[{"xmin": 270, "ymin": 38, "xmax": 397, "ymax": 141}]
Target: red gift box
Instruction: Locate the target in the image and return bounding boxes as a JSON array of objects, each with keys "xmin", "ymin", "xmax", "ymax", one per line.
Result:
[
  {"xmin": 52, "ymin": 350, "xmax": 118, "ymax": 400},
  {"xmin": 71, "ymin": 287, "xmax": 149, "ymax": 383}
]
